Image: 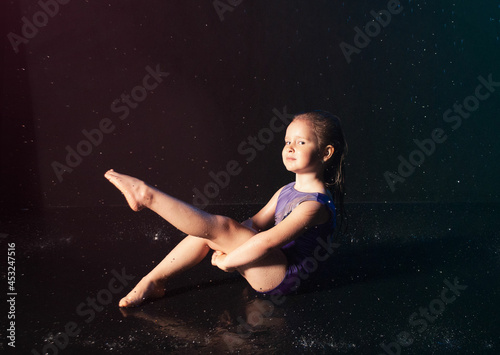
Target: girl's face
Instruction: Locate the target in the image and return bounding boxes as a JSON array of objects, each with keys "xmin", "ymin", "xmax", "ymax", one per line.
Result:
[{"xmin": 282, "ymin": 119, "xmax": 323, "ymax": 174}]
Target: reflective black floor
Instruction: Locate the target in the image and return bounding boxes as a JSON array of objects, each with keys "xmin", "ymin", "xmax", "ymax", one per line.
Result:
[{"xmin": 1, "ymin": 203, "xmax": 499, "ymax": 354}]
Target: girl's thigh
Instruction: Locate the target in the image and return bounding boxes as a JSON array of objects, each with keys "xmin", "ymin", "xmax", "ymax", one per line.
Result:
[
  {"xmin": 205, "ymin": 217, "xmax": 288, "ymax": 293},
  {"xmin": 205, "ymin": 215, "xmax": 258, "ymax": 253},
  {"xmin": 237, "ymin": 248, "xmax": 288, "ymax": 293}
]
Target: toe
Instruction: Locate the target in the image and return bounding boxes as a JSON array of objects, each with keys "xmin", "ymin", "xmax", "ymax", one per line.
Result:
[{"xmin": 119, "ymin": 297, "xmax": 130, "ymax": 308}]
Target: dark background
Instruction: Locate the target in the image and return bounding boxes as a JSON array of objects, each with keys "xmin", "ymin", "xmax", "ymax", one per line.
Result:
[
  {"xmin": 1, "ymin": 3, "xmax": 500, "ymax": 354},
  {"xmin": 2, "ymin": 0, "xmax": 499, "ymax": 210}
]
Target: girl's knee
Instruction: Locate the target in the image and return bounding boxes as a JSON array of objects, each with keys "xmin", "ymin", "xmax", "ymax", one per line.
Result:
[
  {"xmin": 213, "ymin": 215, "xmax": 255, "ymax": 239},
  {"xmin": 212, "ymin": 215, "xmax": 239, "ymax": 233}
]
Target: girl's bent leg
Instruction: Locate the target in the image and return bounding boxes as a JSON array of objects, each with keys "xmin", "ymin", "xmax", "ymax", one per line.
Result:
[{"xmin": 120, "ymin": 235, "xmax": 210, "ymax": 307}]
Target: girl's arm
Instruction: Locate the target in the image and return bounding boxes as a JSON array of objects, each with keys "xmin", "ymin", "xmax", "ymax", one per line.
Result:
[
  {"xmin": 241, "ymin": 187, "xmax": 283, "ymax": 231},
  {"xmin": 215, "ymin": 200, "xmax": 329, "ymax": 270}
]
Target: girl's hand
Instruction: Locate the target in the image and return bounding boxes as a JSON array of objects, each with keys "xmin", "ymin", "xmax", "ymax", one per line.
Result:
[{"xmin": 211, "ymin": 251, "xmax": 235, "ymax": 272}]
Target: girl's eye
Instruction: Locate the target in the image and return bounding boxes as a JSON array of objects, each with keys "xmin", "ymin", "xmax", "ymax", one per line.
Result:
[
  {"xmin": 285, "ymin": 141, "xmax": 291, "ymax": 145},
  {"xmin": 298, "ymin": 141, "xmax": 305, "ymax": 145}
]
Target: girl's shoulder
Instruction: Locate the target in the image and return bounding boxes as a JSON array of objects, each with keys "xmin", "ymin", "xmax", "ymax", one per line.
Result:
[
  {"xmin": 279, "ymin": 182, "xmax": 335, "ymax": 211},
  {"xmin": 274, "ymin": 183, "xmax": 334, "ymax": 224},
  {"xmin": 278, "ymin": 182, "xmax": 328, "ymax": 198}
]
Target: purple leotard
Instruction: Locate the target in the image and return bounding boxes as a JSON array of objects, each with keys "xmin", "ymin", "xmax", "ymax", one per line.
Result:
[{"xmin": 258, "ymin": 182, "xmax": 336, "ymax": 296}]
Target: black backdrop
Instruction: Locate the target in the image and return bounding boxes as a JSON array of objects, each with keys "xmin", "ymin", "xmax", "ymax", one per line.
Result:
[{"xmin": 2, "ymin": 0, "xmax": 499, "ymax": 210}]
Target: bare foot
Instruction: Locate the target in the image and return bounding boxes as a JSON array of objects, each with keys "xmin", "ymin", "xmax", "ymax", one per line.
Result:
[
  {"xmin": 104, "ymin": 169, "xmax": 151, "ymax": 211},
  {"xmin": 119, "ymin": 276, "xmax": 166, "ymax": 307}
]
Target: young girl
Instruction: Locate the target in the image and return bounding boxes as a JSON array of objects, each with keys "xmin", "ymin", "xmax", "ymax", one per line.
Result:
[{"xmin": 105, "ymin": 110, "xmax": 347, "ymax": 307}]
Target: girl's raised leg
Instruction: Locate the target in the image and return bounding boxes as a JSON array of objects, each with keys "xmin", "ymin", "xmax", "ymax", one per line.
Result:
[{"xmin": 104, "ymin": 169, "xmax": 255, "ymax": 246}]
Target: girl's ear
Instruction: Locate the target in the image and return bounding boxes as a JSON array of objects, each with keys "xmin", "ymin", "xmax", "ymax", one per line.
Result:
[{"xmin": 323, "ymin": 145, "xmax": 335, "ymax": 162}]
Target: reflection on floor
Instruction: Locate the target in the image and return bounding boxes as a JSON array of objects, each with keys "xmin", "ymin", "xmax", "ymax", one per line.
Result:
[{"xmin": 1, "ymin": 203, "xmax": 499, "ymax": 354}]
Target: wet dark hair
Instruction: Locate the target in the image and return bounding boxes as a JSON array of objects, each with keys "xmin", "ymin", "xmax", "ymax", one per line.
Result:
[{"xmin": 293, "ymin": 110, "xmax": 348, "ymax": 235}]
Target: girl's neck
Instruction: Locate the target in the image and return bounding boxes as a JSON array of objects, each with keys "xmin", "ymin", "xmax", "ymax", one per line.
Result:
[{"xmin": 294, "ymin": 172, "xmax": 326, "ymax": 194}]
